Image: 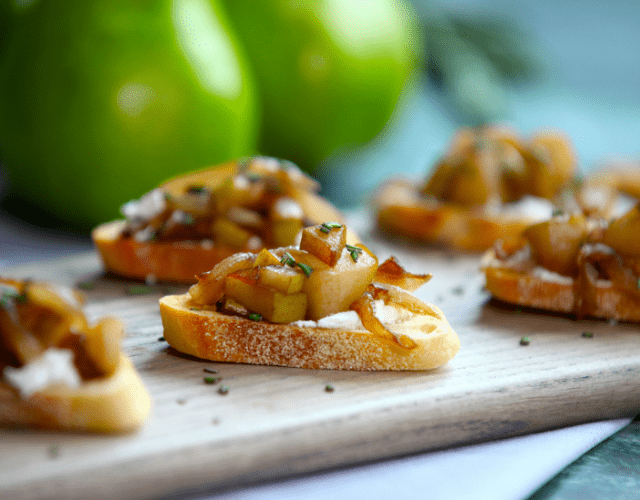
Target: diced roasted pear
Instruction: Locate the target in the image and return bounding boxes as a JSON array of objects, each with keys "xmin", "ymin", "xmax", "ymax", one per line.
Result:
[
  {"xmin": 253, "ymin": 249, "xmax": 281, "ymax": 267},
  {"xmin": 270, "ymin": 197, "xmax": 304, "ymax": 247},
  {"xmin": 299, "ymin": 224, "xmax": 346, "ymax": 266},
  {"xmin": 602, "ymin": 204, "xmax": 640, "ymax": 256},
  {"xmin": 83, "ymin": 317, "xmax": 123, "ymax": 377},
  {"xmin": 189, "ymin": 252, "xmax": 256, "ymax": 305},
  {"xmin": 211, "ymin": 217, "xmax": 253, "ymax": 248},
  {"xmin": 258, "ymin": 265, "xmax": 305, "ymax": 294},
  {"xmin": 524, "ymin": 213, "xmax": 588, "ymax": 276},
  {"xmin": 525, "ymin": 132, "xmax": 576, "ymax": 199},
  {"xmin": 225, "ymin": 270, "xmax": 307, "ymax": 323},
  {"xmin": 286, "ymin": 245, "xmax": 378, "ymax": 321}
]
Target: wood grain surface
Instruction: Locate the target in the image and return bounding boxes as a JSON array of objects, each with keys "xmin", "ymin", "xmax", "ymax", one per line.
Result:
[{"xmin": 1, "ymin": 212, "xmax": 639, "ymax": 500}]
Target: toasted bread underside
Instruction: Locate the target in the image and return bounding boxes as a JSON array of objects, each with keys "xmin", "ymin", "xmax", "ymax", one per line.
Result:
[
  {"xmin": 0, "ymin": 355, "xmax": 151, "ymax": 433},
  {"xmin": 159, "ymin": 294, "xmax": 460, "ymax": 371},
  {"xmin": 484, "ymin": 253, "xmax": 640, "ymax": 322},
  {"xmin": 92, "ymin": 220, "xmax": 240, "ymax": 283},
  {"xmin": 93, "ymin": 193, "xmax": 351, "ymax": 283},
  {"xmin": 375, "ymin": 181, "xmax": 532, "ymax": 252}
]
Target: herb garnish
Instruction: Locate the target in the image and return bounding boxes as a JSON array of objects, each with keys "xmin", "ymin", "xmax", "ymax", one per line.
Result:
[
  {"xmin": 203, "ymin": 368, "xmax": 218, "ymax": 374},
  {"xmin": 320, "ymin": 222, "xmax": 342, "ymax": 233},
  {"xmin": 158, "ymin": 336, "xmax": 166, "ymax": 342},
  {"xmin": 325, "ymin": 384, "xmax": 335, "ymax": 393},
  {"xmin": 0, "ymin": 289, "xmax": 26, "ymax": 308},
  {"xmin": 582, "ymin": 331, "xmax": 594, "ymax": 338},
  {"xmin": 245, "ymin": 172, "xmax": 263, "ymax": 183},
  {"xmin": 552, "ymin": 208, "xmax": 564, "ymax": 217},
  {"xmin": 346, "ymin": 244, "xmax": 363, "ymax": 262},
  {"xmin": 183, "ymin": 213, "xmax": 195, "ymax": 225},
  {"xmin": 249, "ymin": 312, "xmax": 263, "ymax": 321},
  {"xmin": 218, "ymin": 385, "xmax": 229, "ymax": 395},
  {"xmin": 520, "ymin": 336, "xmax": 531, "ymax": 346},
  {"xmin": 296, "ymin": 262, "xmax": 313, "ymax": 277},
  {"xmin": 186, "ymin": 185, "xmax": 207, "ymax": 194},
  {"xmin": 280, "ymin": 252, "xmax": 296, "ymax": 267},
  {"xmin": 125, "ymin": 285, "xmax": 155, "ymax": 295},
  {"xmin": 77, "ymin": 281, "xmax": 96, "ymax": 291},
  {"xmin": 204, "ymin": 376, "xmax": 221, "ymax": 384}
]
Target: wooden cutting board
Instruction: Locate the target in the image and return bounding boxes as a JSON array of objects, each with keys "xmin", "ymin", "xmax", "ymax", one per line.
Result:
[{"xmin": 2, "ymin": 212, "xmax": 640, "ymax": 500}]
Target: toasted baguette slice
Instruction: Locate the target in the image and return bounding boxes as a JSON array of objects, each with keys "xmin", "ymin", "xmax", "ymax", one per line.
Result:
[
  {"xmin": 93, "ymin": 157, "xmax": 350, "ymax": 283},
  {"xmin": 93, "ymin": 219, "xmax": 242, "ymax": 283},
  {"xmin": 483, "ymin": 249, "xmax": 640, "ymax": 322},
  {"xmin": 0, "ymin": 354, "xmax": 150, "ymax": 433},
  {"xmin": 160, "ymin": 293, "xmax": 460, "ymax": 371},
  {"xmin": 375, "ymin": 179, "xmax": 550, "ymax": 252}
]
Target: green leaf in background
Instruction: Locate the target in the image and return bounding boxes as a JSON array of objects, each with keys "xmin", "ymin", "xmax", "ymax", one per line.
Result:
[{"xmin": 413, "ymin": 0, "xmax": 545, "ymax": 125}]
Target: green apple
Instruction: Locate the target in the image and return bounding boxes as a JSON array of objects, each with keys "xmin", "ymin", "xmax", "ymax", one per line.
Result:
[
  {"xmin": 219, "ymin": 0, "xmax": 420, "ymax": 170},
  {"xmin": 0, "ymin": 0, "xmax": 258, "ymax": 228}
]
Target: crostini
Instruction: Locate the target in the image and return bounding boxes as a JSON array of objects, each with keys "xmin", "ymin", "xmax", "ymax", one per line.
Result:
[
  {"xmin": 374, "ymin": 125, "xmax": 579, "ymax": 251},
  {"xmin": 93, "ymin": 156, "xmax": 350, "ymax": 282},
  {"xmin": 0, "ymin": 279, "xmax": 150, "ymax": 432},
  {"xmin": 160, "ymin": 223, "xmax": 460, "ymax": 371},
  {"xmin": 483, "ymin": 204, "xmax": 640, "ymax": 321}
]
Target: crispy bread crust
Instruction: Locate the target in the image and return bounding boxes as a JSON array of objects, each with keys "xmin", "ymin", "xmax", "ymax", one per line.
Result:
[
  {"xmin": 93, "ymin": 196, "xmax": 350, "ymax": 283},
  {"xmin": 159, "ymin": 294, "xmax": 460, "ymax": 371},
  {"xmin": 375, "ymin": 180, "xmax": 533, "ymax": 252},
  {"xmin": 93, "ymin": 220, "xmax": 240, "ymax": 283},
  {"xmin": 483, "ymin": 250, "xmax": 640, "ymax": 321},
  {"xmin": 0, "ymin": 354, "xmax": 151, "ymax": 433}
]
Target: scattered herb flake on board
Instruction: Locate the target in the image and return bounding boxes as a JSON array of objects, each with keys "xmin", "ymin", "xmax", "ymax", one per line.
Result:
[
  {"xmin": 451, "ymin": 286, "xmax": 464, "ymax": 295},
  {"xmin": 158, "ymin": 336, "xmax": 165, "ymax": 342},
  {"xmin": 48, "ymin": 444, "xmax": 59, "ymax": 459},
  {"xmin": 296, "ymin": 262, "xmax": 313, "ymax": 277},
  {"xmin": 249, "ymin": 312, "xmax": 263, "ymax": 321},
  {"xmin": 582, "ymin": 331, "xmax": 594, "ymax": 338},
  {"xmin": 203, "ymin": 368, "xmax": 218, "ymax": 374},
  {"xmin": 204, "ymin": 376, "xmax": 221, "ymax": 385},
  {"xmin": 218, "ymin": 385, "xmax": 229, "ymax": 395},
  {"xmin": 177, "ymin": 398, "xmax": 187, "ymax": 405},
  {"xmin": 325, "ymin": 384, "xmax": 335, "ymax": 393},
  {"xmin": 520, "ymin": 336, "xmax": 531, "ymax": 346},
  {"xmin": 126, "ymin": 285, "xmax": 154, "ymax": 295},
  {"xmin": 77, "ymin": 281, "xmax": 95, "ymax": 291}
]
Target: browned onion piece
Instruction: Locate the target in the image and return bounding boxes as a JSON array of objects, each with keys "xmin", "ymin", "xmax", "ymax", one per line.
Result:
[
  {"xmin": 350, "ymin": 292, "xmax": 416, "ymax": 350},
  {"xmin": 374, "ymin": 257, "xmax": 432, "ymax": 292},
  {"xmin": 189, "ymin": 252, "xmax": 257, "ymax": 305}
]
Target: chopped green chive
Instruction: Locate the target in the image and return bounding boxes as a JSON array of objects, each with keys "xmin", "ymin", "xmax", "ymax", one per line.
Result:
[
  {"xmin": 637, "ymin": 278, "xmax": 640, "ymax": 290},
  {"xmin": 48, "ymin": 444, "xmax": 60, "ymax": 459},
  {"xmin": 125, "ymin": 285, "xmax": 154, "ymax": 295},
  {"xmin": 158, "ymin": 336, "xmax": 165, "ymax": 342},
  {"xmin": 190, "ymin": 307, "xmax": 200, "ymax": 311},
  {"xmin": 325, "ymin": 384, "xmax": 335, "ymax": 393},
  {"xmin": 320, "ymin": 222, "xmax": 342, "ymax": 233},
  {"xmin": 280, "ymin": 252, "xmax": 296, "ymax": 267},
  {"xmin": 186, "ymin": 185, "xmax": 207, "ymax": 194},
  {"xmin": 582, "ymin": 331, "xmax": 594, "ymax": 338},
  {"xmin": 77, "ymin": 281, "xmax": 95, "ymax": 291},
  {"xmin": 451, "ymin": 286, "xmax": 464, "ymax": 295},
  {"xmin": 245, "ymin": 172, "xmax": 263, "ymax": 183},
  {"xmin": 0, "ymin": 290, "xmax": 26, "ymax": 307},
  {"xmin": 203, "ymin": 368, "xmax": 218, "ymax": 374},
  {"xmin": 249, "ymin": 312, "xmax": 263, "ymax": 321},
  {"xmin": 204, "ymin": 376, "xmax": 221, "ymax": 384},
  {"xmin": 346, "ymin": 245, "xmax": 363, "ymax": 262},
  {"xmin": 183, "ymin": 213, "xmax": 195, "ymax": 225},
  {"xmin": 296, "ymin": 262, "xmax": 313, "ymax": 277},
  {"xmin": 552, "ymin": 208, "xmax": 564, "ymax": 217},
  {"xmin": 520, "ymin": 336, "xmax": 531, "ymax": 346},
  {"xmin": 218, "ymin": 385, "xmax": 229, "ymax": 395}
]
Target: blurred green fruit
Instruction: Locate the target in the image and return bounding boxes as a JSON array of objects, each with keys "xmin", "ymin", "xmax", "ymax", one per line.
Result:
[
  {"xmin": 0, "ymin": 0, "xmax": 258, "ymax": 228},
  {"xmin": 220, "ymin": 0, "xmax": 420, "ymax": 171}
]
